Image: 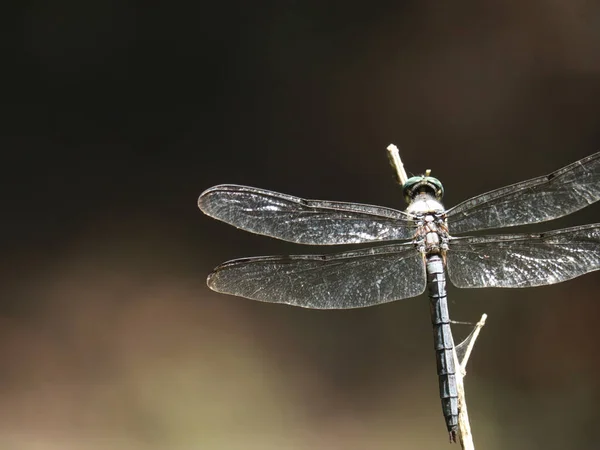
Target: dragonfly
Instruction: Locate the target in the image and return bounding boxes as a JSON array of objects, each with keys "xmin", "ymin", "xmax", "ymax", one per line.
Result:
[{"xmin": 198, "ymin": 150, "xmax": 600, "ymax": 442}]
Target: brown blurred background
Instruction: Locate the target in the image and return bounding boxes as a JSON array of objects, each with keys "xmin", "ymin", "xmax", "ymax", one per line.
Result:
[{"xmin": 2, "ymin": 1, "xmax": 600, "ymax": 449}]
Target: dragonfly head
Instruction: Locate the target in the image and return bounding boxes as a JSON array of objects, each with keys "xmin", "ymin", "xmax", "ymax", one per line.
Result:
[{"xmin": 402, "ymin": 170, "xmax": 445, "ymax": 203}]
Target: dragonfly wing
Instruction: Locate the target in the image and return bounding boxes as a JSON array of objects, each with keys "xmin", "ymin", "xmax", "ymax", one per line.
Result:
[
  {"xmin": 446, "ymin": 152, "xmax": 600, "ymax": 234},
  {"xmin": 446, "ymin": 224, "xmax": 600, "ymax": 288},
  {"xmin": 198, "ymin": 185, "xmax": 415, "ymax": 245},
  {"xmin": 207, "ymin": 242, "xmax": 426, "ymax": 309}
]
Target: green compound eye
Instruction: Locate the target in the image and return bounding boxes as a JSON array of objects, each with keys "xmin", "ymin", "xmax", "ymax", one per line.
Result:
[{"xmin": 402, "ymin": 175, "xmax": 444, "ymax": 202}]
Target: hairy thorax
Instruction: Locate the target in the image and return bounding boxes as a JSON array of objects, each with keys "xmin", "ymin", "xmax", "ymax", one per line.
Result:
[{"xmin": 407, "ymin": 193, "xmax": 450, "ymax": 256}]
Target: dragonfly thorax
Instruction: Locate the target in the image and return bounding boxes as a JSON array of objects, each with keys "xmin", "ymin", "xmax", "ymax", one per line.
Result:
[
  {"xmin": 408, "ymin": 193, "xmax": 449, "ymax": 255},
  {"xmin": 417, "ymin": 218, "xmax": 449, "ymax": 255},
  {"xmin": 406, "ymin": 192, "xmax": 445, "ymax": 216}
]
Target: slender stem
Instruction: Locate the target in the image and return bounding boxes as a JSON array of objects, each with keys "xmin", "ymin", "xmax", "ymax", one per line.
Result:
[
  {"xmin": 386, "ymin": 144, "xmax": 409, "ymax": 186},
  {"xmin": 454, "ymin": 314, "xmax": 488, "ymax": 450},
  {"xmin": 459, "ymin": 314, "xmax": 488, "ymax": 371},
  {"xmin": 454, "ymin": 361, "xmax": 474, "ymax": 450}
]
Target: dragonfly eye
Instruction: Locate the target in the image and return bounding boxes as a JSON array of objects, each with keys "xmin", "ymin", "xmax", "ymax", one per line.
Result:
[{"xmin": 402, "ymin": 175, "xmax": 445, "ymax": 202}]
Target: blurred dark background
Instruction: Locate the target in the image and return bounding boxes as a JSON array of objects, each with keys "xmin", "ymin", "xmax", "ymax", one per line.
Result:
[{"xmin": 1, "ymin": 1, "xmax": 600, "ymax": 449}]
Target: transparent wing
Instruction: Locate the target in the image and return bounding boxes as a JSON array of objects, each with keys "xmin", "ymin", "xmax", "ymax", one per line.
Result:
[
  {"xmin": 207, "ymin": 242, "xmax": 426, "ymax": 309},
  {"xmin": 198, "ymin": 184, "xmax": 415, "ymax": 245},
  {"xmin": 447, "ymin": 224, "xmax": 600, "ymax": 288},
  {"xmin": 446, "ymin": 152, "xmax": 600, "ymax": 234}
]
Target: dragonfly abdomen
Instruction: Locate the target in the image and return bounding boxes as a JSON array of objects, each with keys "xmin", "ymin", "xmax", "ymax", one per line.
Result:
[{"xmin": 426, "ymin": 254, "xmax": 459, "ymax": 442}]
